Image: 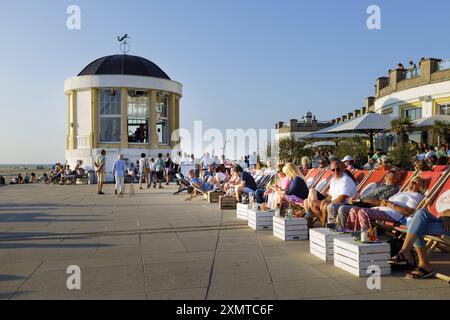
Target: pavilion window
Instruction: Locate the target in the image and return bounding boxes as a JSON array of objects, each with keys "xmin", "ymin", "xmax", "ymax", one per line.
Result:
[
  {"xmin": 127, "ymin": 90, "xmax": 150, "ymax": 143},
  {"xmin": 99, "ymin": 89, "xmax": 121, "ymax": 143},
  {"xmin": 438, "ymin": 103, "xmax": 450, "ymax": 115},
  {"xmin": 156, "ymin": 92, "xmax": 169, "ymax": 145}
]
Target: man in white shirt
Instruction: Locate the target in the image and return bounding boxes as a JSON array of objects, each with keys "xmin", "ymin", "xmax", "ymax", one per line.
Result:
[{"xmin": 304, "ymin": 160, "xmax": 358, "ymax": 227}]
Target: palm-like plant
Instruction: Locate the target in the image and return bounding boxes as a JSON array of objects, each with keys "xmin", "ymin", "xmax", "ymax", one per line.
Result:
[
  {"xmin": 390, "ymin": 117, "xmax": 415, "ymax": 145},
  {"xmin": 431, "ymin": 120, "xmax": 450, "ymax": 144}
]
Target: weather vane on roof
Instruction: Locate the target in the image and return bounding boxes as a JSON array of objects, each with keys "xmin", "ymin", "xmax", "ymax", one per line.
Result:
[{"xmin": 118, "ymin": 34, "xmax": 131, "ymax": 54}]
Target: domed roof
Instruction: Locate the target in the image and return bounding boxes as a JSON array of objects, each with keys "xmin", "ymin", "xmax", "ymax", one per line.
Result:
[{"xmin": 78, "ymin": 54, "xmax": 171, "ymax": 80}]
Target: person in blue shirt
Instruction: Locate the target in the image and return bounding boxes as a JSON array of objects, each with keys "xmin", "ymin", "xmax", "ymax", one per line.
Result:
[
  {"xmin": 188, "ymin": 169, "xmax": 214, "ymax": 192},
  {"xmin": 233, "ymin": 165, "xmax": 257, "ymax": 202},
  {"xmin": 112, "ymin": 154, "xmax": 127, "ymax": 196}
]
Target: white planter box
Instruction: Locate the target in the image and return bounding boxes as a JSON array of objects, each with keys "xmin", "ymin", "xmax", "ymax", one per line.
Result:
[
  {"xmin": 309, "ymin": 228, "xmax": 352, "ymax": 262},
  {"xmin": 333, "ymin": 237, "xmax": 391, "ymax": 277},
  {"xmin": 236, "ymin": 203, "xmax": 250, "ymax": 221},
  {"xmin": 273, "ymin": 216, "xmax": 309, "ymax": 241},
  {"xmin": 248, "ymin": 209, "xmax": 275, "ymax": 231}
]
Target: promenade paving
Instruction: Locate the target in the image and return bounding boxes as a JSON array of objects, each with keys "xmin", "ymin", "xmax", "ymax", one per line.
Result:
[{"xmin": 0, "ymin": 183, "xmax": 449, "ymax": 300}]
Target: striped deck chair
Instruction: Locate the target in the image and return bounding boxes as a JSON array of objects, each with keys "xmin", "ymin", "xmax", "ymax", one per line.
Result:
[{"xmin": 256, "ymin": 173, "xmax": 275, "ymax": 190}]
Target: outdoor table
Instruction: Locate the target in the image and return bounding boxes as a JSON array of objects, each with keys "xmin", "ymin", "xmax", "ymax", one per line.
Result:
[
  {"xmin": 248, "ymin": 209, "xmax": 275, "ymax": 231},
  {"xmin": 333, "ymin": 237, "xmax": 391, "ymax": 277},
  {"xmin": 309, "ymin": 228, "xmax": 352, "ymax": 262},
  {"xmin": 273, "ymin": 216, "xmax": 309, "ymax": 241},
  {"xmin": 236, "ymin": 203, "xmax": 250, "ymax": 220}
]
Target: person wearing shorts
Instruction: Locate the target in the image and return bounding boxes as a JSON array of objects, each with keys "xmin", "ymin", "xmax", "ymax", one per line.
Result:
[{"xmin": 94, "ymin": 149, "xmax": 106, "ymax": 195}]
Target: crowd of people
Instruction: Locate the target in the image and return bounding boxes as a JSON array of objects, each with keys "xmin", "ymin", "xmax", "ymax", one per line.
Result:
[
  {"xmin": 180, "ymin": 147, "xmax": 449, "ymax": 280},
  {"xmin": 5, "ymin": 172, "xmax": 38, "ymax": 185},
  {"xmin": 2, "ymin": 145, "xmax": 448, "ymax": 279}
]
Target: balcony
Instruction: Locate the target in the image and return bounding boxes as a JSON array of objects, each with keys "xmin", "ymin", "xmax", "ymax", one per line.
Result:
[{"xmin": 376, "ymin": 58, "xmax": 450, "ymax": 99}]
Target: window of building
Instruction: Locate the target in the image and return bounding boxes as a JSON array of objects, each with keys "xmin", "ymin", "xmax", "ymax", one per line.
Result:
[
  {"xmin": 438, "ymin": 103, "xmax": 450, "ymax": 115},
  {"xmin": 99, "ymin": 89, "xmax": 121, "ymax": 143},
  {"xmin": 402, "ymin": 107, "xmax": 422, "ymax": 121},
  {"xmin": 156, "ymin": 92, "xmax": 169, "ymax": 145},
  {"xmin": 127, "ymin": 90, "xmax": 150, "ymax": 143},
  {"xmin": 382, "ymin": 107, "xmax": 394, "ymax": 116}
]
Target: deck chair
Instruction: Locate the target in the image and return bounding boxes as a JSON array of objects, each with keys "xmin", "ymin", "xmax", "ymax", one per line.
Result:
[
  {"xmin": 433, "ymin": 165, "xmax": 449, "ymax": 172},
  {"xmin": 353, "ymin": 169, "xmax": 370, "ymax": 186},
  {"xmin": 304, "ymin": 169, "xmax": 325, "ymax": 188},
  {"xmin": 185, "ymin": 181, "xmax": 210, "ymax": 201},
  {"xmin": 376, "ymin": 169, "xmax": 450, "ymax": 251},
  {"xmin": 396, "ymin": 170, "xmax": 450, "ymax": 253},
  {"xmin": 173, "ymin": 173, "xmax": 193, "ymax": 195},
  {"xmin": 357, "ymin": 170, "xmax": 388, "ymax": 197},
  {"xmin": 400, "ymin": 170, "xmax": 417, "ymax": 190},
  {"xmin": 256, "ymin": 173, "xmax": 275, "ymax": 190},
  {"xmin": 312, "ymin": 170, "xmax": 333, "ymax": 193}
]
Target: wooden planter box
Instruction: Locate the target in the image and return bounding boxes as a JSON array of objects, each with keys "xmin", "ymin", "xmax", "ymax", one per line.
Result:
[
  {"xmin": 248, "ymin": 209, "xmax": 275, "ymax": 231},
  {"xmin": 219, "ymin": 196, "xmax": 237, "ymax": 210},
  {"xmin": 333, "ymin": 238, "xmax": 391, "ymax": 277},
  {"xmin": 208, "ymin": 191, "xmax": 225, "ymax": 203},
  {"xmin": 273, "ymin": 217, "xmax": 309, "ymax": 241},
  {"xmin": 236, "ymin": 203, "xmax": 250, "ymax": 220},
  {"xmin": 309, "ymin": 228, "xmax": 352, "ymax": 262}
]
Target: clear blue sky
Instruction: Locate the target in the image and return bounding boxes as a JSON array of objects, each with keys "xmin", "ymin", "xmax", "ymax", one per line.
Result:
[{"xmin": 1, "ymin": 0, "xmax": 450, "ymax": 164}]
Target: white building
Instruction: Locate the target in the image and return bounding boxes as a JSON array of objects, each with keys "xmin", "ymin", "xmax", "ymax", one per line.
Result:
[
  {"xmin": 374, "ymin": 57, "xmax": 450, "ymax": 148},
  {"xmin": 64, "ymin": 54, "xmax": 182, "ymax": 181}
]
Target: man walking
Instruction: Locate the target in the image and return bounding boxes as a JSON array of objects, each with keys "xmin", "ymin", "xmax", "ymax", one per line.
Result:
[
  {"xmin": 94, "ymin": 149, "xmax": 106, "ymax": 195},
  {"xmin": 112, "ymin": 154, "xmax": 126, "ymax": 196}
]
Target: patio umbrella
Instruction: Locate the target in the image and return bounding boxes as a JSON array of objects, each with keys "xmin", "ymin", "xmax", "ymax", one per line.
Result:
[
  {"xmin": 302, "ymin": 131, "xmax": 367, "ymax": 151},
  {"xmin": 324, "ymin": 112, "xmax": 393, "ymax": 153}
]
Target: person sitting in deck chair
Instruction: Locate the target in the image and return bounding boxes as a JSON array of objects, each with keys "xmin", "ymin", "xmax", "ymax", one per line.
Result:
[
  {"xmin": 233, "ymin": 165, "xmax": 257, "ymax": 202},
  {"xmin": 223, "ymin": 167, "xmax": 240, "ymax": 192},
  {"xmin": 273, "ymin": 162, "xmax": 308, "ymax": 209},
  {"xmin": 303, "ymin": 160, "xmax": 358, "ymax": 227},
  {"xmin": 188, "ymin": 169, "xmax": 214, "ymax": 193},
  {"xmin": 389, "ymin": 208, "xmax": 450, "ymax": 279},
  {"xmin": 207, "ymin": 166, "xmax": 228, "ymax": 190},
  {"xmin": 332, "ymin": 167, "xmax": 404, "ymax": 230},
  {"xmin": 346, "ymin": 176, "xmax": 425, "ymax": 231}
]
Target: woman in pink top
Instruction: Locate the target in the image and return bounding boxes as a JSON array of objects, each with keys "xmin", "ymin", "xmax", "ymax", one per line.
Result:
[{"xmin": 265, "ymin": 164, "xmax": 290, "ymax": 209}]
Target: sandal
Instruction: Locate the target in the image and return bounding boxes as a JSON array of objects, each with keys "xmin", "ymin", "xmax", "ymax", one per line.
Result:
[
  {"xmin": 405, "ymin": 267, "xmax": 434, "ymax": 279},
  {"xmin": 388, "ymin": 253, "xmax": 413, "ymax": 267}
]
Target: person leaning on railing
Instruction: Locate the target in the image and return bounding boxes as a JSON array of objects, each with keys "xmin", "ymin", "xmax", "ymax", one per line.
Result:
[{"xmin": 389, "ymin": 208, "xmax": 450, "ymax": 279}]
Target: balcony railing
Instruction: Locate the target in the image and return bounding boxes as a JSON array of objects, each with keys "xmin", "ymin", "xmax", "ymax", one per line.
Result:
[{"xmin": 438, "ymin": 59, "xmax": 450, "ymax": 71}]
